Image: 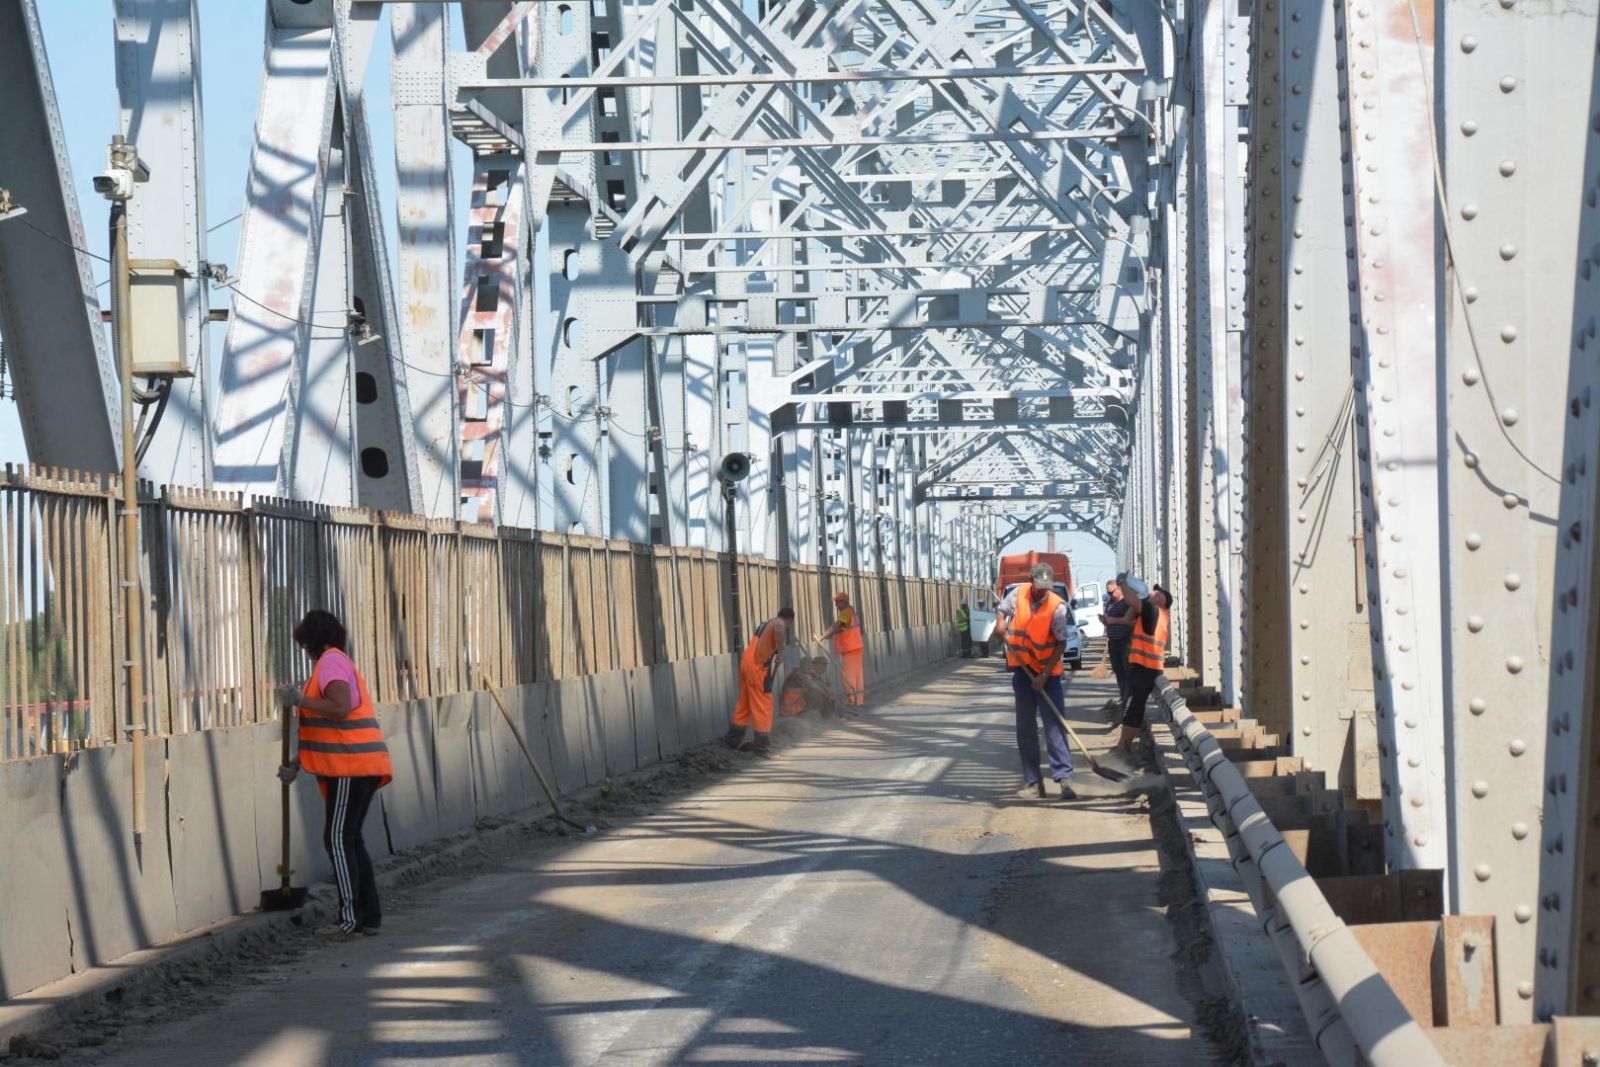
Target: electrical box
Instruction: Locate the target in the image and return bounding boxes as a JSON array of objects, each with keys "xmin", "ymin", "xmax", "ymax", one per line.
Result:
[{"xmin": 127, "ymin": 259, "xmax": 192, "ymax": 378}]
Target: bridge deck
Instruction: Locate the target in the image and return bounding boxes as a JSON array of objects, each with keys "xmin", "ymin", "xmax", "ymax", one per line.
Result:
[{"xmin": 96, "ymin": 665, "xmax": 1220, "ymax": 1066}]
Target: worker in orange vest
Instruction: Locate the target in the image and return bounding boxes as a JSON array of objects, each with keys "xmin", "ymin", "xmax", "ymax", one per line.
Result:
[
  {"xmin": 723, "ymin": 607, "xmax": 795, "ymax": 758},
  {"xmin": 819, "ymin": 591, "xmax": 866, "ymax": 707},
  {"xmin": 1106, "ymin": 577, "xmax": 1171, "ymax": 770},
  {"xmin": 276, "ymin": 609, "xmax": 393, "ymax": 939},
  {"xmin": 996, "ymin": 562, "xmax": 1075, "ymax": 799}
]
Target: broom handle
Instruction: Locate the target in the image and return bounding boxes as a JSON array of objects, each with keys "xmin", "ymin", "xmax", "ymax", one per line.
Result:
[
  {"xmin": 279, "ymin": 707, "xmax": 294, "ymax": 885},
  {"xmin": 1025, "ymin": 668, "xmax": 1098, "ymax": 765},
  {"xmin": 481, "ymin": 676, "xmax": 565, "ymax": 815}
]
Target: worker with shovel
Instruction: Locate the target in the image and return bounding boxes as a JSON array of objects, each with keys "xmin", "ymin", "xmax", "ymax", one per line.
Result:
[
  {"xmin": 996, "ymin": 563, "xmax": 1076, "ymax": 799},
  {"xmin": 276, "ymin": 609, "xmax": 392, "ymax": 939}
]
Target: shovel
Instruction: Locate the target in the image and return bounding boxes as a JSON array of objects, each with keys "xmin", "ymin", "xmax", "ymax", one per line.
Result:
[
  {"xmin": 481, "ymin": 677, "xmax": 597, "ymax": 836},
  {"xmin": 1024, "ymin": 669, "xmax": 1131, "ymax": 784},
  {"xmin": 260, "ymin": 705, "xmax": 308, "ymax": 912}
]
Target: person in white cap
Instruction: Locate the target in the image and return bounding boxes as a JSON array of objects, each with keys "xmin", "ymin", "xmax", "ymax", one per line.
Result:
[
  {"xmin": 996, "ymin": 562, "xmax": 1076, "ymax": 799},
  {"xmin": 1107, "ymin": 576, "xmax": 1172, "ymax": 768}
]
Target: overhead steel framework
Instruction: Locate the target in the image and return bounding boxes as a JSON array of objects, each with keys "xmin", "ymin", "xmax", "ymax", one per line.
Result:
[{"xmin": 7, "ymin": 0, "xmax": 1600, "ymax": 1037}]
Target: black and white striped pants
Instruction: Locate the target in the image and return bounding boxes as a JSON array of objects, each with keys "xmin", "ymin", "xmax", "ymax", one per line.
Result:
[{"xmin": 319, "ymin": 775, "xmax": 383, "ymax": 932}]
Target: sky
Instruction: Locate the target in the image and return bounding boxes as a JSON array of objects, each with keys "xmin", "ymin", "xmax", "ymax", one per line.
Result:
[{"xmin": 1, "ymin": 1, "xmax": 474, "ymax": 464}]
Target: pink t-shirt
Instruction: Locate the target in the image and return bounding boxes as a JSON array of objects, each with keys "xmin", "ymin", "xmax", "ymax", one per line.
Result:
[{"xmin": 315, "ymin": 649, "xmax": 361, "ymax": 703}]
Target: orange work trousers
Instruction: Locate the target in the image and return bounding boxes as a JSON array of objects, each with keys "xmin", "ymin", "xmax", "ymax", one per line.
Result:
[
  {"xmin": 839, "ymin": 650, "xmax": 865, "ymax": 706},
  {"xmin": 731, "ymin": 660, "xmax": 774, "ymax": 733}
]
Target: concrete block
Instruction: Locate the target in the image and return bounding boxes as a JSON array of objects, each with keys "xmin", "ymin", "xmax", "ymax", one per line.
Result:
[
  {"xmin": 376, "ymin": 701, "xmax": 440, "ymax": 852},
  {"xmin": 250, "ymin": 719, "xmax": 329, "ymax": 892},
  {"xmin": 59, "ymin": 742, "xmax": 179, "ymax": 972},
  {"xmin": 596, "ymin": 671, "xmax": 635, "ymax": 777},
  {"xmin": 650, "ymin": 663, "xmax": 682, "ymax": 758},
  {"xmin": 0, "ymin": 757, "xmax": 75, "ymax": 999},
  {"xmin": 548, "ymin": 679, "xmax": 589, "ymax": 795},
  {"xmin": 690, "ymin": 656, "xmax": 730, "ymax": 746},
  {"xmin": 510, "ymin": 681, "xmax": 561, "ymax": 807},
  {"xmin": 577, "ymin": 674, "xmax": 608, "ymax": 786},
  {"xmin": 671, "ymin": 659, "xmax": 706, "ymax": 748},
  {"xmin": 167, "ymin": 726, "xmax": 264, "ymax": 931},
  {"xmin": 432, "ymin": 695, "xmax": 476, "ymax": 836},
  {"xmin": 629, "ymin": 668, "xmax": 659, "ymax": 768},
  {"xmin": 471, "ymin": 691, "xmax": 528, "ymax": 818}
]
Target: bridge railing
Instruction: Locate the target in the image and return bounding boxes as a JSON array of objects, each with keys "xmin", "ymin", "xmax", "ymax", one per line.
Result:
[
  {"xmin": 0, "ymin": 466, "xmax": 962, "ymax": 762},
  {"xmin": 1156, "ymin": 677, "xmax": 1446, "ymax": 1067}
]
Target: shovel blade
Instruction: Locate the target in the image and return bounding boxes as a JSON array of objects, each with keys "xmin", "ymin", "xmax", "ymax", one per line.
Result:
[{"xmin": 260, "ymin": 885, "xmax": 309, "ymax": 912}]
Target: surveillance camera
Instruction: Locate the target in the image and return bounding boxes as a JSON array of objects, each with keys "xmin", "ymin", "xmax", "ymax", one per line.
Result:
[{"xmin": 93, "ymin": 169, "xmax": 132, "ymax": 201}]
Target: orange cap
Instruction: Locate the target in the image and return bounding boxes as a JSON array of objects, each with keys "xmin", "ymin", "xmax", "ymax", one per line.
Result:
[{"xmin": 832, "ymin": 591, "xmax": 848, "ymax": 602}]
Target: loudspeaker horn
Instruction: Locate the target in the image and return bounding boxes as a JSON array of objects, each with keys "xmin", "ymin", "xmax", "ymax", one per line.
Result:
[{"xmin": 717, "ymin": 452, "xmax": 751, "ymax": 483}]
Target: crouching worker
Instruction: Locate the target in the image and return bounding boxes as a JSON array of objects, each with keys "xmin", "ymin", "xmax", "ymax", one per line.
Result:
[
  {"xmin": 724, "ymin": 607, "xmax": 794, "ymax": 758},
  {"xmin": 277, "ymin": 609, "xmax": 393, "ymax": 939},
  {"xmin": 780, "ymin": 657, "xmax": 842, "ymax": 719}
]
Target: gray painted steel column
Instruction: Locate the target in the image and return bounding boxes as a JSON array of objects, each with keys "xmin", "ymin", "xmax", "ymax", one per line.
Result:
[
  {"xmin": 1435, "ymin": 0, "xmax": 1597, "ymax": 1022},
  {"xmin": 0, "ymin": 0, "xmax": 120, "ymax": 472},
  {"xmin": 390, "ymin": 3, "xmax": 458, "ymax": 517},
  {"xmin": 113, "ymin": 0, "xmax": 211, "ymax": 488},
  {"xmin": 1535, "ymin": 11, "xmax": 1600, "ymax": 1017},
  {"xmin": 1338, "ymin": 0, "xmax": 1446, "ymax": 870},
  {"xmin": 1276, "ymin": 0, "xmax": 1372, "ymax": 793}
]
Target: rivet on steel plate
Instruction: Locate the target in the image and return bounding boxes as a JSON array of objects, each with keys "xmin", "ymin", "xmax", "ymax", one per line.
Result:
[
  {"xmin": 1499, "ymin": 76, "xmax": 1518, "ymax": 93},
  {"xmin": 1474, "ymin": 863, "xmax": 1492, "ymax": 881},
  {"xmin": 1509, "ymin": 738, "xmax": 1526, "ymax": 755},
  {"xmin": 1461, "ymin": 119, "xmax": 1479, "ymax": 136},
  {"xmin": 1505, "ymin": 572, "xmax": 1522, "ymax": 590}
]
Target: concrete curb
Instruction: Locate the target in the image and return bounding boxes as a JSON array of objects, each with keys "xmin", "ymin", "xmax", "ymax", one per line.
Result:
[
  {"xmin": 0, "ymin": 654, "xmax": 958, "ymax": 1054},
  {"xmin": 1148, "ymin": 716, "xmax": 1318, "ymax": 1066}
]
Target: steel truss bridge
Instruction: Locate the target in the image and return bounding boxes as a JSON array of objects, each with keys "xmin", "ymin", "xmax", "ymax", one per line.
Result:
[{"xmin": 4, "ymin": 0, "xmax": 1600, "ymax": 1058}]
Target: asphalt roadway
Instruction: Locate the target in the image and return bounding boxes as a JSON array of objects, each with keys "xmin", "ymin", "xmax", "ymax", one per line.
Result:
[{"xmin": 99, "ymin": 661, "xmax": 1220, "ymax": 1067}]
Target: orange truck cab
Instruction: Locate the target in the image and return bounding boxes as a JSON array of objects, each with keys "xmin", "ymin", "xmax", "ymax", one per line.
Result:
[{"xmin": 994, "ymin": 551, "xmax": 1083, "ymax": 671}]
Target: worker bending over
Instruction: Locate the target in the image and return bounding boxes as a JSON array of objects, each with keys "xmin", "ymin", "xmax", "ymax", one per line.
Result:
[
  {"xmin": 1106, "ymin": 577, "xmax": 1171, "ymax": 770},
  {"xmin": 819, "ymin": 591, "xmax": 866, "ymax": 707},
  {"xmin": 996, "ymin": 563, "xmax": 1075, "ymax": 800},
  {"xmin": 780, "ymin": 657, "xmax": 842, "ymax": 719},
  {"xmin": 724, "ymin": 607, "xmax": 795, "ymax": 758}
]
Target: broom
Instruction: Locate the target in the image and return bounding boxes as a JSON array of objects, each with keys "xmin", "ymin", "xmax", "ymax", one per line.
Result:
[
  {"xmin": 481, "ymin": 676, "xmax": 597, "ymax": 835},
  {"xmin": 1024, "ymin": 668, "xmax": 1130, "ymax": 784}
]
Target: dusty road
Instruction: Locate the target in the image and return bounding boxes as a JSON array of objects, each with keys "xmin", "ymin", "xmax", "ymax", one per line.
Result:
[{"xmin": 96, "ymin": 662, "xmax": 1226, "ymax": 1066}]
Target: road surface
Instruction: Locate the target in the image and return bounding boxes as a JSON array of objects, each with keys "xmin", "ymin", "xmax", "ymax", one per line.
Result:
[{"xmin": 98, "ymin": 661, "xmax": 1223, "ymax": 1066}]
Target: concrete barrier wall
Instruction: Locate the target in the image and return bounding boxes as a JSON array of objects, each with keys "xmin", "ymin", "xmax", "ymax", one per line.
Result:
[{"xmin": 0, "ymin": 626, "xmax": 957, "ymax": 1001}]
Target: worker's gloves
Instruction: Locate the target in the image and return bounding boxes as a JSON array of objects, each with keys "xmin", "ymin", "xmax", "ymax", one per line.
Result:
[
  {"xmin": 1030, "ymin": 672, "xmax": 1049, "ymax": 692},
  {"xmin": 276, "ymin": 685, "xmax": 303, "ymax": 710},
  {"xmin": 276, "ymin": 761, "xmax": 300, "ymax": 784}
]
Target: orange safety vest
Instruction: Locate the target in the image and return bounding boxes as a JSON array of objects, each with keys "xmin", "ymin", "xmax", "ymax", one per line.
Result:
[
  {"xmin": 298, "ymin": 650, "xmax": 393, "ymax": 786},
  {"xmin": 1129, "ymin": 606, "xmax": 1170, "ymax": 671},
  {"xmin": 1005, "ymin": 590, "xmax": 1065, "ymax": 677},
  {"xmin": 832, "ymin": 605, "xmax": 864, "ymax": 655}
]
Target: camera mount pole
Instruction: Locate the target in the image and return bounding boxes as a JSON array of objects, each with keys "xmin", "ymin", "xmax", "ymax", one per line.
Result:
[{"xmin": 103, "ymin": 134, "xmax": 148, "ymax": 845}]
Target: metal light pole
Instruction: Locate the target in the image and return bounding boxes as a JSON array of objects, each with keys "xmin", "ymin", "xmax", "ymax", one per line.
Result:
[{"xmin": 98, "ymin": 135, "xmax": 149, "ymax": 842}]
